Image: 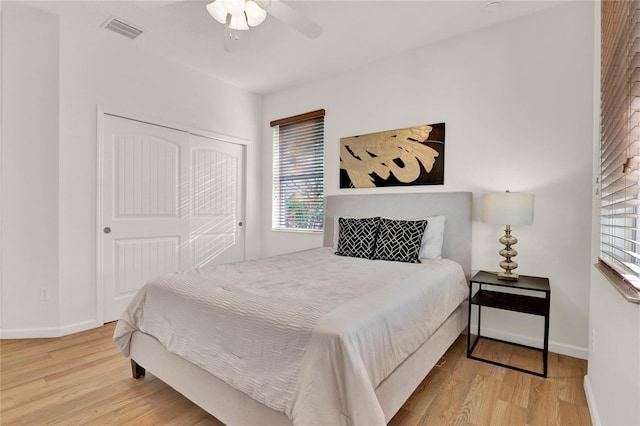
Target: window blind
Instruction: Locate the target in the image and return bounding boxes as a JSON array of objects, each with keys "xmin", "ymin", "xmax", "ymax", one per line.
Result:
[
  {"xmin": 271, "ymin": 109, "xmax": 325, "ymax": 231},
  {"xmin": 600, "ymin": 0, "xmax": 640, "ymax": 290}
]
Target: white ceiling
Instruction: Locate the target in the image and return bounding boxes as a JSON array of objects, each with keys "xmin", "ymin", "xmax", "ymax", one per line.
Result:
[{"xmin": 31, "ymin": 0, "xmax": 567, "ymax": 94}]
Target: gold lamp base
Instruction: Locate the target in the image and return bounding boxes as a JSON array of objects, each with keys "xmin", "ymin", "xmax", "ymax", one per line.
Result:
[
  {"xmin": 497, "ymin": 271, "xmax": 519, "ymax": 281},
  {"xmin": 497, "ymin": 224, "xmax": 519, "ymax": 281}
]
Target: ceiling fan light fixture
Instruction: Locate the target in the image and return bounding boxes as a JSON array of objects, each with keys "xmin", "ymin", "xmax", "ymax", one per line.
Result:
[
  {"xmin": 206, "ymin": 0, "xmax": 227, "ymax": 25},
  {"xmin": 229, "ymin": 13, "xmax": 250, "ymax": 30},
  {"xmin": 222, "ymin": 0, "xmax": 246, "ymax": 15},
  {"xmin": 245, "ymin": 0, "xmax": 267, "ymax": 27}
]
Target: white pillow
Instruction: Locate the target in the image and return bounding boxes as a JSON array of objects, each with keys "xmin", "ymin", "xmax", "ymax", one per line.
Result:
[
  {"xmin": 419, "ymin": 215, "xmax": 445, "ymax": 260},
  {"xmin": 332, "ymin": 214, "xmax": 445, "ymax": 259}
]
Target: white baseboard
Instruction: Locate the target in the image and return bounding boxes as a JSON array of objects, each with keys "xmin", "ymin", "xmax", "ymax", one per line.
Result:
[
  {"xmin": 584, "ymin": 375, "xmax": 601, "ymax": 426},
  {"xmin": 470, "ymin": 324, "xmax": 588, "ymax": 360},
  {"xmin": 0, "ymin": 319, "xmax": 101, "ymax": 339}
]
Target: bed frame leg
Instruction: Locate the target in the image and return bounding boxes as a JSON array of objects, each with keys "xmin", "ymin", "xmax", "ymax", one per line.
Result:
[{"xmin": 131, "ymin": 359, "xmax": 146, "ymax": 379}]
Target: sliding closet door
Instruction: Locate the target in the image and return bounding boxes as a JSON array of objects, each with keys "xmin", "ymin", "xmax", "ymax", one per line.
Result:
[
  {"xmin": 189, "ymin": 133, "xmax": 245, "ymax": 267},
  {"xmin": 100, "ymin": 115, "xmax": 245, "ymax": 322}
]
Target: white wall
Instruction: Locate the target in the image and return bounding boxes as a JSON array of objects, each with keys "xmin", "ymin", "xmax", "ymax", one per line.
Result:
[
  {"xmin": 262, "ymin": 1, "xmax": 595, "ymax": 358},
  {"xmin": 586, "ymin": 2, "xmax": 640, "ymax": 424},
  {"xmin": 587, "ymin": 272, "xmax": 640, "ymax": 425},
  {"xmin": 1, "ymin": 4, "xmax": 60, "ymax": 332},
  {"xmin": 0, "ymin": 2, "xmax": 262, "ymax": 337}
]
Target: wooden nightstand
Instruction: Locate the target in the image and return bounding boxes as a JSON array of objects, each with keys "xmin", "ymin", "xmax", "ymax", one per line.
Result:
[{"xmin": 467, "ymin": 270, "xmax": 550, "ymax": 377}]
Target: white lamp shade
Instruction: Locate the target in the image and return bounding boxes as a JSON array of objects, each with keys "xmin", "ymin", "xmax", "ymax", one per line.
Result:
[
  {"xmin": 206, "ymin": 0, "xmax": 228, "ymax": 25},
  {"xmin": 222, "ymin": 0, "xmax": 246, "ymax": 15},
  {"xmin": 245, "ymin": 0, "xmax": 267, "ymax": 27},
  {"xmin": 229, "ymin": 13, "xmax": 250, "ymax": 30},
  {"xmin": 483, "ymin": 192, "xmax": 534, "ymax": 226}
]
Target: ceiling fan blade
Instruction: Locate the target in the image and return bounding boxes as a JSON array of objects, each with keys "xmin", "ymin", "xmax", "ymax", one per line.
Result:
[
  {"xmin": 262, "ymin": 0, "xmax": 322, "ymax": 39},
  {"xmin": 133, "ymin": 0, "xmax": 184, "ymax": 9}
]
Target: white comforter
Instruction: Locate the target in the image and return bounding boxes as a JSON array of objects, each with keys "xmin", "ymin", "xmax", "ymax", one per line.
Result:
[{"xmin": 113, "ymin": 247, "xmax": 467, "ymax": 425}]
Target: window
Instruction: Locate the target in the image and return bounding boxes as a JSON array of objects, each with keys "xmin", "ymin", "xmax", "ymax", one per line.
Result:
[
  {"xmin": 599, "ymin": 0, "xmax": 640, "ymax": 293},
  {"xmin": 271, "ymin": 109, "xmax": 325, "ymax": 231}
]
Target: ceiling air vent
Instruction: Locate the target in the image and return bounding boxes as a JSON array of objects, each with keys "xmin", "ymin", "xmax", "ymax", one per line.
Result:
[{"xmin": 101, "ymin": 16, "xmax": 144, "ymax": 40}]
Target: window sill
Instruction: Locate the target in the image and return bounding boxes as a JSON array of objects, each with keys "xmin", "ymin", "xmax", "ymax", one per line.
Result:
[
  {"xmin": 594, "ymin": 263, "xmax": 640, "ymax": 304},
  {"xmin": 271, "ymin": 228, "xmax": 323, "ymax": 235}
]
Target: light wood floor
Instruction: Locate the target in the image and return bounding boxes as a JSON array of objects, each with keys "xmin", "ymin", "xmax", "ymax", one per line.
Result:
[{"xmin": 0, "ymin": 322, "xmax": 591, "ymax": 425}]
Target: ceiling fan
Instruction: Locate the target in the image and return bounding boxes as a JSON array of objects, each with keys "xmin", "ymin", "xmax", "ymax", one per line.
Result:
[{"xmin": 136, "ymin": 0, "xmax": 322, "ymax": 51}]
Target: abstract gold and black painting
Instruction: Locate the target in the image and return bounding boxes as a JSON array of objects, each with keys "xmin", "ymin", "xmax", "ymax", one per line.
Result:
[{"xmin": 339, "ymin": 123, "xmax": 445, "ymax": 188}]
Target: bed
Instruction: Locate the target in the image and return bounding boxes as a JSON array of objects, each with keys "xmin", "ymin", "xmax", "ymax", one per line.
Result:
[{"xmin": 113, "ymin": 192, "xmax": 472, "ymax": 425}]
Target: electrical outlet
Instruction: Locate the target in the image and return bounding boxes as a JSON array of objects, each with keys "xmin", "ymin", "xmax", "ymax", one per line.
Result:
[{"xmin": 40, "ymin": 287, "xmax": 49, "ymax": 301}]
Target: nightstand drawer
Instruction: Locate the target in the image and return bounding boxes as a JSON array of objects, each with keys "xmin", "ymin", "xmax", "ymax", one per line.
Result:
[{"xmin": 470, "ymin": 289, "xmax": 548, "ymax": 316}]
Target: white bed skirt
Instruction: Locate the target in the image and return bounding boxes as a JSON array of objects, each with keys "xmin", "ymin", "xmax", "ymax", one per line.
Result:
[{"xmin": 129, "ymin": 302, "xmax": 467, "ymax": 425}]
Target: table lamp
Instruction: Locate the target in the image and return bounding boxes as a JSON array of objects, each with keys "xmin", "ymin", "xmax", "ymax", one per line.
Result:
[{"xmin": 482, "ymin": 190, "xmax": 534, "ymax": 281}]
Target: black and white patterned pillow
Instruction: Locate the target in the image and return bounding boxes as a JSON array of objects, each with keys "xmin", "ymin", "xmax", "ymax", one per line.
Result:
[
  {"xmin": 372, "ymin": 218, "xmax": 429, "ymax": 263},
  {"xmin": 335, "ymin": 217, "xmax": 381, "ymax": 259}
]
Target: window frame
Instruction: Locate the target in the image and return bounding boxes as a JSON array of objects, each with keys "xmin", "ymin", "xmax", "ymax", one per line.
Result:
[
  {"xmin": 270, "ymin": 109, "xmax": 325, "ymax": 233},
  {"xmin": 599, "ymin": 0, "xmax": 640, "ymax": 302}
]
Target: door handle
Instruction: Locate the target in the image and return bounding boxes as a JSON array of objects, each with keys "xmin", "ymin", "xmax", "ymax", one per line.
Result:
[{"xmin": 104, "ymin": 227, "xmax": 111, "ymax": 234}]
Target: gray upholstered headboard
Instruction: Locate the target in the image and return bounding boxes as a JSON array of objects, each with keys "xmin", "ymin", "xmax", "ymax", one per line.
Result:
[{"xmin": 323, "ymin": 192, "xmax": 472, "ymax": 280}]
